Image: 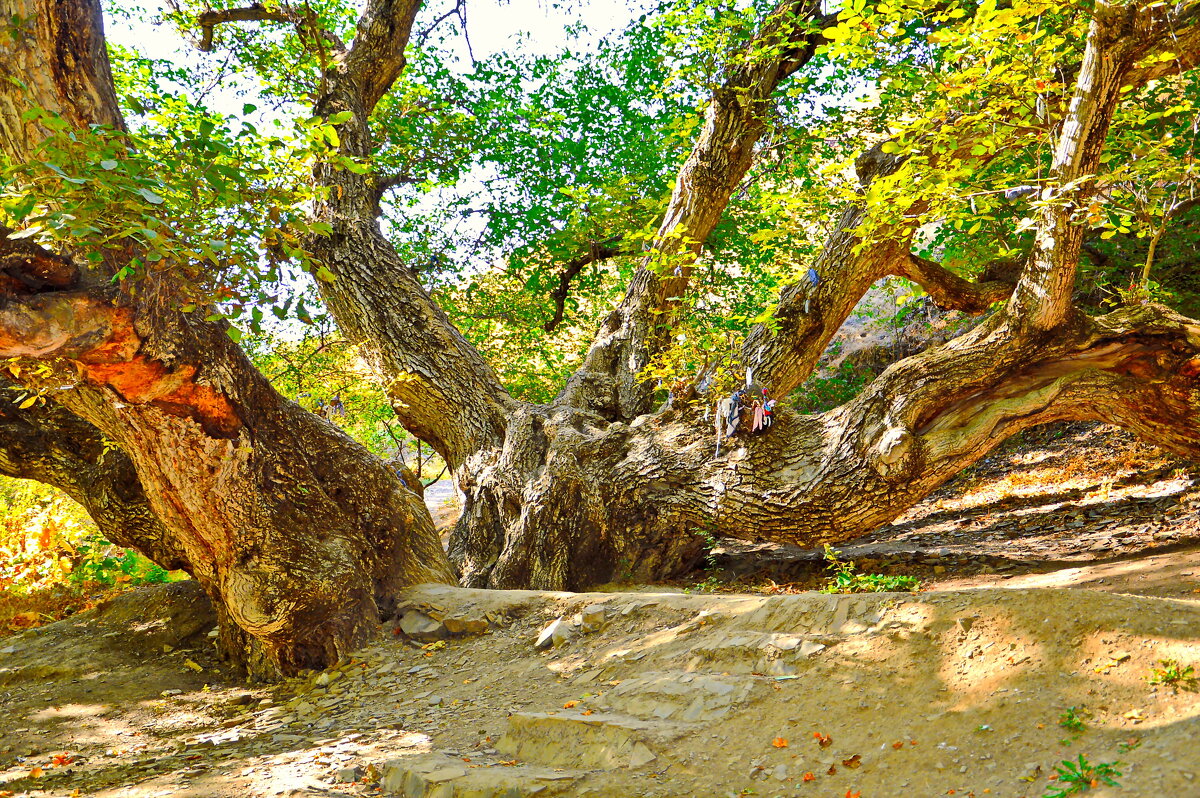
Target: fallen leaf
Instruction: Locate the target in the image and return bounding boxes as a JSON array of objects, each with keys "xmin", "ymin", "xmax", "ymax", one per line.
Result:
[
  {"xmin": 827, "ymin": 765, "xmax": 837, "ymax": 775},
  {"xmin": 842, "ymin": 754, "xmax": 862, "ymax": 769},
  {"xmin": 183, "ymin": 658, "xmax": 203, "ymax": 673},
  {"xmin": 563, "ymin": 701, "xmax": 578, "ymax": 708},
  {"xmin": 845, "ymin": 790, "xmax": 861, "ymax": 798},
  {"xmin": 772, "ymin": 737, "xmax": 788, "ymax": 748},
  {"xmin": 29, "ymin": 767, "xmax": 44, "ymax": 778},
  {"xmin": 814, "ymin": 732, "xmax": 832, "ymax": 748},
  {"xmin": 892, "ymin": 741, "xmax": 905, "ymax": 749},
  {"xmin": 802, "ymin": 772, "xmax": 816, "ymax": 782},
  {"xmin": 581, "ymin": 710, "xmax": 593, "ymax": 716},
  {"xmin": 1094, "ymin": 652, "xmax": 1131, "ymax": 673}
]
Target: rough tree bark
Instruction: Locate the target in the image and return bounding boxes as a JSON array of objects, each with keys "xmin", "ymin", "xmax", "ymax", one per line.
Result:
[
  {"xmin": 62, "ymin": 0, "xmax": 1200, "ymax": 597},
  {"xmin": 0, "ymin": 0, "xmax": 454, "ymax": 679},
  {"xmin": 286, "ymin": 0, "xmax": 1200, "ymax": 590}
]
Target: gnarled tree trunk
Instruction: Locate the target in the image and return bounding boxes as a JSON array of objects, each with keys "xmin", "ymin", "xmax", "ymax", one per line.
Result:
[
  {"xmin": 0, "ymin": 0, "xmax": 454, "ymax": 679},
  {"xmin": 298, "ymin": 0, "xmax": 1200, "ymax": 589}
]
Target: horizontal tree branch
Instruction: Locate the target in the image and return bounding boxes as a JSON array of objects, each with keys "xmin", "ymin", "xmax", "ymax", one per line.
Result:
[
  {"xmin": 190, "ymin": 3, "xmax": 345, "ymax": 53},
  {"xmin": 898, "ymin": 253, "xmax": 1017, "ymax": 314},
  {"xmin": 371, "ymin": 171, "xmax": 422, "ymax": 205}
]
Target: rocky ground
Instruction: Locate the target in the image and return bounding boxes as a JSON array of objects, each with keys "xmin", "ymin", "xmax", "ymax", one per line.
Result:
[{"xmin": 1, "ymin": 423, "xmax": 1199, "ymax": 798}]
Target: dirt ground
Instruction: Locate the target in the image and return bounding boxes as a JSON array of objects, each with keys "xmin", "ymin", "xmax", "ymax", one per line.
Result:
[{"xmin": 2, "ymin": 422, "xmax": 1199, "ymax": 798}]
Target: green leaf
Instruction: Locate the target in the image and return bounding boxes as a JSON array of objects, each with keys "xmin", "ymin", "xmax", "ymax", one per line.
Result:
[{"xmin": 136, "ymin": 187, "xmax": 165, "ymax": 205}]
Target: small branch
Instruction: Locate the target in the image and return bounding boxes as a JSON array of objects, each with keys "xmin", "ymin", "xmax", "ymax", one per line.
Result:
[
  {"xmin": 188, "ymin": 3, "xmax": 344, "ymax": 54},
  {"xmin": 415, "ymin": 0, "xmax": 464, "ymax": 47},
  {"xmin": 898, "ymin": 253, "xmax": 1017, "ymax": 314},
  {"xmin": 544, "ymin": 238, "xmax": 628, "ymax": 333},
  {"xmin": 371, "ymin": 172, "xmax": 421, "ymax": 205}
]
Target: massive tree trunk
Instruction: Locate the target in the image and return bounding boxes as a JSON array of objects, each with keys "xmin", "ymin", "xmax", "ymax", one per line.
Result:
[
  {"xmin": 34, "ymin": 0, "xmax": 1199, "ymax": 601},
  {"xmin": 294, "ymin": 0, "xmax": 1200, "ymax": 589},
  {"xmin": 0, "ymin": 0, "xmax": 453, "ymax": 679}
]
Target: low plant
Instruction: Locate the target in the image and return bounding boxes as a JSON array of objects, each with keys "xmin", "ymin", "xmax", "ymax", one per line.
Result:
[
  {"xmin": 820, "ymin": 545, "xmax": 921, "ymax": 594},
  {"xmin": 1043, "ymin": 755, "xmax": 1122, "ymax": 797},
  {"xmin": 1058, "ymin": 706, "xmax": 1087, "ymax": 734},
  {"xmin": 686, "ymin": 525, "xmax": 725, "ymax": 594},
  {"xmin": 1147, "ymin": 658, "xmax": 1197, "ymax": 691}
]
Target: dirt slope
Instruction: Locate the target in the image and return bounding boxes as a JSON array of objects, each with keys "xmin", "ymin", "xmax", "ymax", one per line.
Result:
[{"xmin": 1, "ymin": 424, "xmax": 1198, "ymax": 798}]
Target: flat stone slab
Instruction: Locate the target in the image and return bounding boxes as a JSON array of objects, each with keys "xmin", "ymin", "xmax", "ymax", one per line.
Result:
[
  {"xmin": 498, "ymin": 712, "xmax": 682, "ymax": 770},
  {"xmin": 381, "ymin": 754, "xmax": 583, "ymax": 797}
]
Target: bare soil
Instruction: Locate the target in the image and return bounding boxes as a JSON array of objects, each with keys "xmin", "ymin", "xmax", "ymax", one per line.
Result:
[{"xmin": 1, "ymin": 423, "xmax": 1198, "ymax": 798}]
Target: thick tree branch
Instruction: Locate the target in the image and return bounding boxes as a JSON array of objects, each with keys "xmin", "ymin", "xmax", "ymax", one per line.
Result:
[
  {"xmin": 0, "ymin": 377, "xmax": 183, "ymax": 568},
  {"xmin": 564, "ymin": 0, "xmax": 837, "ymax": 419},
  {"xmin": 899, "ymin": 253, "xmax": 1017, "ymax": 314},
  {"xmin": 1009, "ymin": 0, "xmax": 1200, "ymax": 332},
  {"xmin": 341, "ymin": 0, "xmax": 423, "ymax": 112},
  {"xmin": 0, "ymin": 0, "xmax": 124, "ymax": 160},
  {"xmin": 184, "ymin": 3, "xmax": 346, "ymax": 53},
  {"xmin": 298, "ymin": 0, "xmax": 516, "ymax": 467},
  {"xmin": 2, "ymin": 0, "xmax": 456, "ymax": 677},
  {"xmin": 740, "ymin": 4, "xmax": 1200, "ymax": 400},
  {"xmin": 738, "ymin": 143, "xmax": 912, "ymax": 398}
]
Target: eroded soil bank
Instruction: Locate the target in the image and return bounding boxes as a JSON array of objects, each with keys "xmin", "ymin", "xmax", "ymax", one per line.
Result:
[{"xmin": 1, "ymin": 423, "xmax": 1198, "ymax": 798}]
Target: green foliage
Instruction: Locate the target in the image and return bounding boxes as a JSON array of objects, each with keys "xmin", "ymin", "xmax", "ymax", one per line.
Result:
[
  {"xmin": 70, "ymin": 537, "xmax": 173, "ymax": 587},
  {"xmin": 0, "ymin": 477, "xmax": 183, "ymax": 635},
  {"xmin": 791, "ymin": 362, "xmax": 874, "ymax": 415},
  {"xmin": 242, "ymin": 323, "xmax": 447, "ymax": 477},
  {"xmin": 6, "ymin": 0, "xmax": 1200, "ymax": 418},
  {"xmin": 820, "ymin": 545, "xmax": 921, "ymax": 594},
  {"xmin": 1147, "ymin": 658, "xmax": 1198, "ymax": 691},
  {"xmin": 1043, "ymin": 755, "xmax": 1122, "ymax": 797},
  {"xmin": 1058, "ymin": 706, "xmax": 1086, "ymax": 734}
]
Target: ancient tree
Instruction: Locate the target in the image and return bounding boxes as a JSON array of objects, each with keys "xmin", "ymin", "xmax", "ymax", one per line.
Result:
[
  {"xmin": 286, "ymin": 0, "xmax": 1200, "ymax": 588},
  {"xmin": 0, "ymin": 0, "xmax": 453, "ymax": 679},
  {"xmin": 2, "ymin": 0, "xmax": 1200, "ymax": 677}
]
